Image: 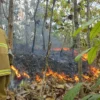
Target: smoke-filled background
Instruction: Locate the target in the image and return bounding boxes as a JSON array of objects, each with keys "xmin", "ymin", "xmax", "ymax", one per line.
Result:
[{"xmin": 0, "ymin": 0, "xmax": 100, "ymax": 54}]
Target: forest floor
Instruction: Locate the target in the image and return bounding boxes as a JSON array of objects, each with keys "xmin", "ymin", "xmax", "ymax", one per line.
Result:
[{"xmin": 7, "ymin": 50, "xmax": 100, "ymax": 100}]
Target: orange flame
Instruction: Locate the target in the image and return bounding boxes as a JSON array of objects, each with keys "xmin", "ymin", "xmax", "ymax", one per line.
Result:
[
  {"xmin": 10, "ymin": 65, "xmax": 30, "ymax": 79},
  {"xmin": 35, "ymin": 66, "xmax": 100, "ymax": 83},
  {"xmin": 35, "ymin": 75, "xmax": 42, "ymax": 82},
  {"xmin": 90, "ymin": 66, "xmax": 100, "ymax": 78},
  {"xmin": 82, "ymin": 53, "xmax": 88, "ymax": 61},
  {"xmin": 74, "ymin": 75, "xmax": 79, "ymax": 82},
  {"xmin": 51, "ymin": 48, "xmax": 70, "ymax": 51},
  {"xmin": 83, "ymin": 75, "xmax": 90, "ymax": 80},
  {"xmin": 23, "ymin": 72, "xmax": 30, "ymax": 79},
  {"xmin": 36, "ymin": 68, "xmax": 79, "ymax": 82},
  {"xmin": 11, "ymin": 65, "xmax": 21, "ymax": 78}
]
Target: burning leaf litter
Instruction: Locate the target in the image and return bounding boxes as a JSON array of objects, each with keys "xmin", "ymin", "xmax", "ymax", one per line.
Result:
[
  {"xmin": 8, "ymin": 49, "xmax": 99, "ymax": 100},
  {"xmin": 8, "ymin": 65, "xmax": 100, "ymax": 100},
  {"xmin": 11, "ymin": 65, "xmax": 30, "ymax": 79}
]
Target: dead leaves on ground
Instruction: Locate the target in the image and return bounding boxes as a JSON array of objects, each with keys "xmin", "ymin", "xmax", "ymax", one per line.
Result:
[{"xmin": 7, "ymin": 76, "xmax": 100, "ymax": 100}]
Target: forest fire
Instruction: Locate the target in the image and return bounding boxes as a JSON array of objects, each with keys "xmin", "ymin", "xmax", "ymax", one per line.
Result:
[
  {"xmin": 10, "ymin": 48, "xmax": 99, "ymax": 83},
  {"xmin": 51, "ymin": 48, "xmax": 70, "ymax": 51},
  {"xmin": 11, "ymin": 65, "xmax": 100, "ymax": 83},
  {"xmin": 11, "ymin": 65, "xmax": 21, "ymax": 78},
  {"xmin": 35, "ymin": 66, "xmax": 100, "ymax": 83},
  {"xmin": 10, "ymin": 65, "xmax": 30, "ymax": 79}
]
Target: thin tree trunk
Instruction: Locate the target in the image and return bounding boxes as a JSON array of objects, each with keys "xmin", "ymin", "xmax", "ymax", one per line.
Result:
[
  {"xmin": 40, "ymin": 0, "xmax": 56, "ymax": 98},
  {"xmin": 74, "ymin": 0, "xmax": 84, "ymax": 97},
  {"xmin": 47, "ymin": 0, "xmax": 56, "ymax": 55},
  {"xmin": 71, "ymin": 17, "xmax": 75, "ymax": 58},
  {"xmin": 8, "ymin": 0, "xmax": 13, "ymax": 49},
  {"xmin": 86, "ymin": 0, "xmax": 91, "ymax": 48},
  {"xmin": 25, "ymin": 0, "xmax": 29, "ymax": 51},
  {"xmin": 45, "ymin": 0, "xmax": 56, "ymax": 93},
  {"xmin": 48, "ymin": 0, "xmax": 55, "ymax": 46},
  {"xmin": 73, "ymin": 0, "xmax": 78, "ymax": 48},
  {"xmin": 46, "ymin": 0, "xmax": 56, "ymax": 79},
  {"xmin": 74, "ymin": 0, "xmax": 83, "ymax": 82},
  {"xmin": 41, "ymin": 0, "xmax": 49, "ymax": 50},
  {"xmin": 72, "ymin": 0, "xmax": 79, "ymax": 57},
  {"xmin": 32, "ymin": 0, "xmax": 40, "ymax": 52}
]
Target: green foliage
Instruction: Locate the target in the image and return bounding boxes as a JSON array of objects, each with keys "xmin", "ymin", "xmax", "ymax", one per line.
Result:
[
  {"xmin": 90, "ymin": 21, "xmax": 100, "ymax": 40},
  {"xmin": 88, "ymin": 46, "xmax": 99, "ymax": 64},
  {"xmin": 82, "ymin": 94, "xmax": 100, "ymax": 100},
  {"xmin": 73, "ymin": 16, "xmax": 100, "ymax": 37},
  {"xmin": 63, "ymin": 83, "xmax": 83, "ymax": 100},
  {"xmin": 87, "ymin": 21, "xmax": 100, "ymax": 64},
  {"xmin": 73, "ymin": 27, "xmax": 82, "ymax": 37},
  {"xmin": 74, "ymin": 20, "xmax": 100, "ymax": 64},
  {"xmin": 61, "ymin": 0, "xmax": 67, "ymax": 8}
]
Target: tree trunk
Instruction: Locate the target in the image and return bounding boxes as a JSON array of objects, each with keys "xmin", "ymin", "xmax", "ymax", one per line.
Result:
[
  {"xmin": 25, "ymin": 0, "xmax": 29, "ymax": 51},
  {"xmin": 47, "ymin": 0, "xmax": 56, "ymax": 52},
  {"xmin": 48, "ymin": 1, "xmax": 54, "ymax": 44},
  {"xmin": 32, "ymin": 0, "xmax": 40, "ymax": 52},
  {"xmin": 74, "ymin": 0, "xmax": 84, "ymax": 97},
  {"xmin": 74, "ymin": 0, "xmax": 82, "ymax": 82},
  {"xmin": 73, "ymin": 0, "xmax": 79, "ymax": 48},
  {"xmin": 8, "ymin": 0, "xmax": 13, "ymax": 49},
  {"xmin": 46, "ymin": 0, "xmax": 56, "ymax": 65},
  {"xmin": 41, "ymin": 0, "xmax": 49, "ymax": 50},
  {"xmin": 86, "ymin": 0, "xmax": 91, "ymax": 48},
  {"xmin": 40, "ymin": 1, "xmax": 56, "ymax": 98},
  {"xmin": 71, "ymin": 0, "xmax": 79, "ymax": 57}
]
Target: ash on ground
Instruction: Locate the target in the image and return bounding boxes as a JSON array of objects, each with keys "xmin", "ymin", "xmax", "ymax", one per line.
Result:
[{"xmin": 13, "ymin": 49, "xmax": 88, "ymax": 78}]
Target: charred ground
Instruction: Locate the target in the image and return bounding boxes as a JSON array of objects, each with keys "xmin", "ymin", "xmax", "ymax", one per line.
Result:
[{"xmin": 13, "ymin": 49, "xmax": 88, "ymax": 78}]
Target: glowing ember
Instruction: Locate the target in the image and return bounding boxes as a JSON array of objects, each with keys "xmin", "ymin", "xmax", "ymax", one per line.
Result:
[
  {"xmin": 63, "ymin": 48, "xmax": 70, "ymax": 51},
  {"xmin": 82, "ymin": 53, "xmax": 88, "ymax": 61},
  {"xmin": 11, "ymin": 65, "xmax": 21, "ymax": 78},
  {"xmin": 51, "ymin": 48, "xmax": 70, "ymax": 51},
  {"xmin": 35, "ymin": 75, "xmax": 42, "ymax": 82},
  {"xmin": 90, "ymin": 66, "xmax": 100, "ymax": 78},
  {"xmin": 74, "ymin": 75, "xmax": 79, "ymax": 82},
  {"xmin": 83, "ymin": 75, "xmax": 90, "ymax": 80},
  {"xmin": 23, "ymin": 72, "xmax": 30, "ymax": 79},
  {"xmin": 46, "ymin": 68, "xmax": 53, "ymax": 76},
  {"xmin": 57, "ymin": 73, "xmax": 67, "ymax": 80}
]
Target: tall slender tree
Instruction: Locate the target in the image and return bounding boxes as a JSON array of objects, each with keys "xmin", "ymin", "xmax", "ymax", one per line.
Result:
[
  {"xmin": 41, "ymin": 0, "xmax": 49, "ymax": 50},
  {"xmin": 74, "ymin": 0, "xmax": 82, "ymax": 82},
  {"xmin": 32, "ymin": 0, "xmax": 40, "ymax": 52},
  {"xmin": 25, "ymin": 0, "xmax": 29, "ymax": 51},
  {"xmin": 86, "ymin": 0, "xmax": 91, "ymax": 48},
  {"xmin": 73, "ymin": 0, "xmax": 79, "ymax": 47},
  {"xmin": 46, "ymin": 0, "xmax": 56, "ymax": 67}
]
